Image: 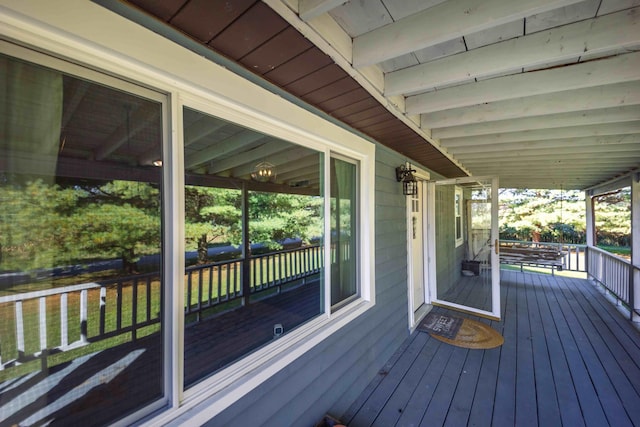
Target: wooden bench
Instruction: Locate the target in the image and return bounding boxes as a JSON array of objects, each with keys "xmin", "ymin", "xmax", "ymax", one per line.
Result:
[{"xmin": 499, "ymin": 243, "xmax": 566, "ymax": 275}]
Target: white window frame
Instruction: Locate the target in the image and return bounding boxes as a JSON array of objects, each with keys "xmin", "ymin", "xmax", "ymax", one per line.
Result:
[
  {"xmin": 455, "ymin": 186, "xmax": 464, "ymax": 247},
  {"xmin": 1, "ymin": 3, "xmax": 376, "ymax": 425}
]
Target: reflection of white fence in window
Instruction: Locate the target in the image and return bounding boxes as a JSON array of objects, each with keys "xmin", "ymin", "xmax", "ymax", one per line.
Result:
[
  {"xmin": 0, "ymin": 245, "xmax": 327, "ymax": 371},
  {"xmin": 0, "ymin": 272, "xmax": 161, "ymax": 371}
]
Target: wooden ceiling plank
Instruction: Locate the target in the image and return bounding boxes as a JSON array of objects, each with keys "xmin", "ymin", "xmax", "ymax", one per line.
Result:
[
  {"xmin": 209, "ymin": 2, "xmax": 289, "ymax": 59},
  {"xmin": 352, "ymin": 0, "xmax": 585, "ymax": 67},
  {"xmin": 433, "ymin": 105, "xmax": 640, "ymax": 139},
  {"xmin": 302, "ymin": 76, "xmax": 360, "ymax": 104},
  {"xmin": 240, "ymin": 26, "xmax": 313, "ymax": 75},
  {"xmin": 421, "ymin": 81, "xmax": 640, "ymax": 128},
  {"xmin": 386, "ymin": 7, "xmax": 640, "ymax": 96},
  {"xmin": 284, "ymin": 64, "xmax": 347, "ymax": 96},
  {"xmin": 170, "ymin": 0, "xmax": 257, "ymax": 43},
  {"xmin": 264, "ymin": 47, "xmax": 333, "ymax": 86},
  {"xmin": 407, "ymin": 52, "xmax": 640, "ymax": 114}
]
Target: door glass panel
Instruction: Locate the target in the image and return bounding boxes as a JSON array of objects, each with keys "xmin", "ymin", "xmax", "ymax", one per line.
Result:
[{"xmin": 435, "ymin": 180, "xmax": 494, "ymax": 314}]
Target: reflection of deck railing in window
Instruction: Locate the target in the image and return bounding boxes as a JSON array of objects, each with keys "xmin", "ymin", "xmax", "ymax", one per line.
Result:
[
  {"xmin": 0, "ymin": 244, "xmax": 325, "ymax": 371},
  {"xmin": 0, "ymin": 272, "xmax": 161, "ymax": 371},
  {"xmin": 184, "ymin": 244, "xmax": 323, "ymax": 321}
]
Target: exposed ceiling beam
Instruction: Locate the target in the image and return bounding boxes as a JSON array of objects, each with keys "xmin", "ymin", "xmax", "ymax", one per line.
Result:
[
  {"xmin": 432, "ymin": 105, "xmax": 640, "ymax": 139},
  {"xmin": 231, "ymin": 145, "xmax": 315, "ymax": 177},
  {"xmin": 184, "ymin": 118, "xmax": 227, "ymax": 147},
  {"xmin": 440, "ymin": 122, "xmax": 640, "ymax": 147},
  {"xmin": 299, "ymin": 0, "xmax": 347, "ymax": 21},
  {"xmin": 184, "ymin": 130, "xmax": 265, "ymax": 169},
  {"xmin": 447, "ymin": 135, "xmax": 638, "ymax": 154},
  {"xmin": 352, "ymin": 0, "xmax": 585, "ymax": 68},
  {"xmin": 453, "ymin": 147, "xmax": 639, "ymax": 162},
  {"xmin": 458, "ymin": 151, "xmax": 640, "ymax": 163},
  {"xmin": 386, "ymin": 7, "xmax": 640, "ymax": 96},
  {"xmin": 407, "ymin": 52, "xmax": 640, "ymax": 114},
  {"xmin": 421, "ymin": 81, "xmax": 640, "ymax": 128},
  {"xmin": 94, "ymin": 104, "xmax": 159, "ymax": 161},
  {"xmin": 207, "ymin": 140, "xmax": 291, "ymax": 174}
]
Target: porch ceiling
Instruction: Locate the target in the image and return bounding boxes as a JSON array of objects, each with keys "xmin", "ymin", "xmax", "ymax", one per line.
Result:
[{"xmin": 125, "ymin": 0, "xmax": 640, "ymax": 190}]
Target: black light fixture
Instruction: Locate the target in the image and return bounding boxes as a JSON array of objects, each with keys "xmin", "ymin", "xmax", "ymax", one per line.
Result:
[{"xmin": 396, "ymin": 164, "xmax": 418, "ymax": 196}]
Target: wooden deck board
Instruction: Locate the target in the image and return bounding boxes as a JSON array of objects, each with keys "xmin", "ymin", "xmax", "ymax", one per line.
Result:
[{"xmin": 346, "ymin": 270, "xmax": 640, "ymax": 427}]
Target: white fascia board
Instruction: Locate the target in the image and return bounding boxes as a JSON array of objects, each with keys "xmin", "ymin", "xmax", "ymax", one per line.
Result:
[
  {"xmin": 407, "ymin": 51, "xmax": 640, "ymax": 114},
  {"xmin": 421, "ymin": 81, "xmax": 640, "ymax": 128},
  {"xmin": 352, "ymin": 0, "xmax": 586, "ymax": 68},
  {"xmin": 386, "ymin": 7, "xmax": 640, "ymax": 96}
]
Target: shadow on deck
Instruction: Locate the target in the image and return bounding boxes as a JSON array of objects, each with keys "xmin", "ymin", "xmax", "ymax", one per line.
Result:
[
  {"xmin": 0, "ymin": 280, "xmax": 321, "ymax": 426},
  {"xmin": 344, "ymin": 269, "xmax": 640, "ymax": 427}
]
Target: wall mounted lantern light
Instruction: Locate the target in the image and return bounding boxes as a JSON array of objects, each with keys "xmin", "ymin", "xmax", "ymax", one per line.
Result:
[{"xmin": 396, "ymin": 164, "xmax": 418, "ymax": 196}]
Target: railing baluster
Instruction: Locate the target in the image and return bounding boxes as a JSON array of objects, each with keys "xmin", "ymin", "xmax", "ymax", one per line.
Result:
[
  {"xmin": 217, "ymin": 265, "xmax": 223, "ymax": 302},
  {"xmin": 80, "ymin": 289, "xmax": 88, "ymax": 343},
  {"xmin": 99, "ymin": 286, "xmax": 107, "ymax": 336},
  {"xmin": 186, "ymin": 271, "xmax": 193, "ymax": 313},
  {"xmin": 208, "ymin": 266, "xmax": 213, "ymax": 306},
  {"xmin": 15, "ymin": 301, "xmax": 25, "ymax": 360},
  {"xmin": 116, "ymin": 282, "xmax": 123, "ymax": 331},
  {"xmin": 60, "ymin": 293, "xmax": 68, "ymax": 348},
  {"xmin": 132, "ymin": 277, "xmax": 138, "ymax": 341},
  {"xmin": 146, "ymin": 276, "xmax": 152, "ymax": 322},
  {"xmin": 39, "ymin": 297, "xmax": 47, "ymax": 366}
]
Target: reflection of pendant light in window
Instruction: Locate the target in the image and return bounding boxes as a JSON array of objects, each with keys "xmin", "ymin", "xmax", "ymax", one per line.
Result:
[{"xmin": 251, "ymin": 161, "xmax": 276, "ymax": 182}]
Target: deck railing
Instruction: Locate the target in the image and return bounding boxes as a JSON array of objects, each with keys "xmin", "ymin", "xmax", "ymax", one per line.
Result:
[
  {"xmin": 184, "ymin": 244, "xmax": 323, "ymax": 321},
  {"xmin": 587, "ymin": 246, "xmax": 634, "ymax": 312},
  {"xmin": 0, "ymin": 244, "xmax": 324, "ymax": 371},
  {"xmin": 499, "ymin": 239, "xmax": 587, "ymax": 272}
]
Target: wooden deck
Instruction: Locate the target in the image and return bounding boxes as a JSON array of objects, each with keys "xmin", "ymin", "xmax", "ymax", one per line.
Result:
[{"xmin": 343, "ymin": 269, "xmax": 640, "ymax": 427}]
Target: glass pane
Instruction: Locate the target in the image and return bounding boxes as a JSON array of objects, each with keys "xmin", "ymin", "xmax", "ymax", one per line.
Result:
[
  {"xmin": 436, "ymin": 181, "xmax": 492, "ymax": 313},
  {"xmin": 0, "ymin": 54, "xmax": 164, "ymax": 425},
  {"xmin": 330, "ymin": 157, "xmax": 358, "ymax": 307},
  {"xmin": 182, "ymin": 108, "xmax": 323, "ymax": 388}
]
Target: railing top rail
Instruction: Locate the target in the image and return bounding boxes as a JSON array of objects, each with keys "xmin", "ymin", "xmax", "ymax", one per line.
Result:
[
  {"xmin": 251, "ymin": 243, "xmax": 322, "ymax": 260},
  {"xmin": 500, "ymin": 239, "xmax": 586, "ymax": 248},
  {"xmin": 588, "ymin": 245, "xmax": 632, "ymax": 265},
  {"xmin": 0, "ymin": 281, "xmax": 102, "ymax": 304}
]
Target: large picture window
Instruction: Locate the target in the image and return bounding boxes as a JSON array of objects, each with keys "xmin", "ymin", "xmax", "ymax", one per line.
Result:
[
  {"xmin": 182, "ymin": 108, "xmax": 324, "ymax": 387},
  {"xmin": 0, "ymin": 53, "xmax": 165, "ymax": 425}
]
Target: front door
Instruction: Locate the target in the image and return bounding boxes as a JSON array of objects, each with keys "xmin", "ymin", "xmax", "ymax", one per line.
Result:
[
  {"xmin": 427, "ymin": 177, "xmax": 501, "ymax": 320},
  {"xmin": 408, "ymin": 169, "xmax": 429, "ymax": 328}
]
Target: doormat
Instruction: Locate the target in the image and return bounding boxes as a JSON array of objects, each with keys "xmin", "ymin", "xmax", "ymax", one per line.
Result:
[
  {"xmin": 421, "ymin": 314, "xmax": 504, "ymax": 350},
  {"xmin": 417, "ymin": 312, "xmax": 463, "ymax": 339}
]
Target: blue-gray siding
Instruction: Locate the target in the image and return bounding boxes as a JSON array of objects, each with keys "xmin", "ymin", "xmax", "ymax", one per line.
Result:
[{"xmin": 196, "ymin": 145, "xmax": 414, "ymax": 426}]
